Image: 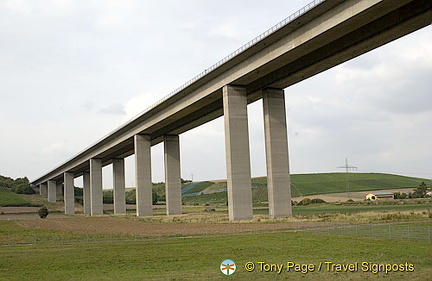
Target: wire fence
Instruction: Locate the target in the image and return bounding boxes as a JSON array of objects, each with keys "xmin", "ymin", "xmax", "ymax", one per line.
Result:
[{"xmin": 297, "ymin": 224, "xmax": 432, "ymax": 242}]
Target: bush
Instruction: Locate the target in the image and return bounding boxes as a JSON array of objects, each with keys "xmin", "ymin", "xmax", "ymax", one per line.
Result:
[
  {"xmin": 311, "ymin": 198, "xmax": 326, "ymax": 204},
  {"xmin": 152, "ymin": 190, "xmax": 159, "ymax": 205},
  {"xmin": 394, "ymin": 192, "xmax": 408, "ymax": 199},
  {"xmin": 297, "ymin": 198, "xmax": 311, "ymax": 206},
  {"xmin": 74, "ymin": 186, "xmax": 83, "ymax": 196},
  {"xmin": 38, "ymin": 206, "xmax": 49, "ymax": 219},
  {"xmin": 121, "ymin": 189, "xmax": 160, "ymax": 205},
  {"xmin": 11, "ymin": 177, "xmax": 35, "ymax": 194},
  {"xmin": 126, "ymin": 189, "xmax": 136, "ymax": 204},
  {"xmin": 103, "ymin": 190, "xmax": 113, "ymax": 204},
  {"xmin": 1, "ymin": 176, "xmax": 35, "ymax": 194}
]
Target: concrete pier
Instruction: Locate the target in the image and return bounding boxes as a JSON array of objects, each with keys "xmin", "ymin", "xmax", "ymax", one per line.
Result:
[
  {"xmin": 83, "ymin": 171, "xmax": 91, "ymax": 215},
  {"xmin": 262, "ymin": 88, "xmax": 292, "ymax": 218},
  {"xmin": 164, "ymin": 135, "xmax": 182, "ymax": 215},
  {"xmin": 40, "ymin": 183, "xmax": 47, "ymax": 196},
  {"xmin": 223, "ymin": 85, "xmax": 253, "ymax": 221},
  {"xmin": 30, "ymin": 1, "xmax": 429, "ymax": 221},
  {"xmin": 135, "ymin": 134, "xmax": 153, "ymax": 217},
  {"xmin": 90, "ymin": 159, "xmax": 103, "ymax": 215},
  {"xmin": 47, "ymin": 180, "xmax": 57, "ymax": 203},
  {"xmin": 56, "ymin": 182, "xmax": 63, "ymax": 197},
  {"xmin": 113, "ymin": 159, "xmax": 126, "ymax": 215},
  {"xmin": 64, "ymin": 172, "xmax": 75, "ymax": 215}
]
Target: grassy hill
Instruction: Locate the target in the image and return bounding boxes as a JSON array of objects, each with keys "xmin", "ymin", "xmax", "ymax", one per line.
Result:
[
  {"xmin": 182, "ymin": 173, "xmax": 430, "ymax": 205},
  {"xmin": 0, "ymin": 187, "xmax": 31, "ymax": 207}
]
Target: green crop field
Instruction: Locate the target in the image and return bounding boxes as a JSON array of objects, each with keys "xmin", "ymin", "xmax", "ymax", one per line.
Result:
[
  {"xmin": 288, "ymin": 173, "xmax": 428, "ymax": 196},
  {"xmin": 253, "ymin": 173, "xmax": 429, "ymax": 199},
  {"xmin": 0, "ymin": 220, "xmax": 431, "ymax": 280},
  {"xmin": 0, "ymin": 187, "xmax": 31, "ymax": 207},
  {"xmin": 182, "ymin": 173, "xmax": 430, "ymax": 205}
]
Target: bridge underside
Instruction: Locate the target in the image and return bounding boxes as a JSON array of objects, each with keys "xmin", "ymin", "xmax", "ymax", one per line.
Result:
[{"xmin": 33, "ymin": 0, "xmax": 431, "ymax": 220}]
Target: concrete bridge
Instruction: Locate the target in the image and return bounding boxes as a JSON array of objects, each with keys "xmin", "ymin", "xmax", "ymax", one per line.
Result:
[{"xmin": 31, "ymin": 0, "xmax": 432, "ymax": 221}]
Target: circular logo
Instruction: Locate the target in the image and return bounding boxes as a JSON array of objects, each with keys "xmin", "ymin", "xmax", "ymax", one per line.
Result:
[{"xmin": 220, "ymin": 259, "xmax": 236, "ymax": 276}]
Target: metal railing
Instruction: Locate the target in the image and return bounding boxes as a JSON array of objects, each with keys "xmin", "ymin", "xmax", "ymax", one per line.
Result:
[
  {"xmin": 31, "ymin": 0, "xmax": 326, "ymax": 184},
  {"xmin": 139, "ymin": 0, "xmax": 326, "ymax": 115}
]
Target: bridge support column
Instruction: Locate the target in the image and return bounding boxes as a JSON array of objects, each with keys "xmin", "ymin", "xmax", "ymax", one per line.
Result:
[
  {"xmin": 164, "ymin": 135, "xmax": 182, "ymax": 215},
  {"xmin": 90, "ymin": 159, "xmax": 103, "ymax": 215},
  {"xmin": 40, "ymin": 183, "xmax": 47, "ymax": 196},
  {"xmin": 113, "ymin": 159, "xmax": 126, "ymax": 215},
  {"xmin": 223, "ymin": 85, "xmax": 253, "ymax": 221},
  {"xmin": 83, "ymin": 171, "xmax": 91, "ymax": 215},
  {"xmin": 135, "ymin": 134, "xmax": 152, "ymax": 217},
  {"xmin": 64, "ymin": 172, "xmax": 75, "ymax": 215},
  {"xmin": 56, "ymin": 182, "xmax": 63, "ymax": 197},
  {"xmin": 262, "ymin": 88, "xmax": 292, "ymax": 218},
  {"xmin": 47, "ymin": 180, "xmax": 57, "ymax": 202}
]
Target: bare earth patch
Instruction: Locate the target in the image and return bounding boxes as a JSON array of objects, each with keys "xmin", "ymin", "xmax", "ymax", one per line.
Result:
[
  {"xmin": 0, "ymin": 207, "xmax": 40, "ymax": 214},
  {"xmin": 17, "ymin": 216, "xmax": 301, "ymax": 237}
]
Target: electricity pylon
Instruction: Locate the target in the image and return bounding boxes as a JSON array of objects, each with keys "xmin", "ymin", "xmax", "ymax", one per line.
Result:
[{"xmin": 337, "ymin": 158, "xmax": 357, "ymax": 199}]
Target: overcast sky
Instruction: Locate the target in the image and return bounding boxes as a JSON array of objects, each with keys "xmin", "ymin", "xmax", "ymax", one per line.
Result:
[{"xmin": 1, "ymin": 0, "xmax": 431, "ymax": 188}]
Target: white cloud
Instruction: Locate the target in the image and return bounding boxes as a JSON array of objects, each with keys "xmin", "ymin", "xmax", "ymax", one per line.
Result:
[
  {"xmin": 123, "ymin": 93, "xmax": 159, "ymax": 121},
  {"xmin": 3, "ymin": 0, "xmax": 33, "ymax": 15},
  {"xmin": 0, "ymin": 0, "xmax": 431, "ymax": 183}
]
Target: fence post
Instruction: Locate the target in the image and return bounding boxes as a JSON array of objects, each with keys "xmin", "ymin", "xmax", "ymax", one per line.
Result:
[
  {"xmin": 371, "ymin": 224, "xmax": 374, "ymax": 237},
  {"xmin": 428, "ymin": 226, "xmax": 431, "ymax": 242},
  {"xmin": 389, "ymin": 225, "xmax": 392, "ymax": 239},
  {"xmin": 408, "ymin": 225, "xmax": 410, "ymax": 241}
]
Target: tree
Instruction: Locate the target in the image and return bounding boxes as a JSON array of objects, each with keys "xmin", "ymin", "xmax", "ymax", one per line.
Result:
[
  {"xmin": 11, "ymin": 177, "xmax": 35, "ymax": 194},
  {"xmin": 152, "ymin": 190, "xmax": 159, "ymax": 205},
  {"xmin": 412, "ymin": 182, "xmax": 428, "ymax": 198}
]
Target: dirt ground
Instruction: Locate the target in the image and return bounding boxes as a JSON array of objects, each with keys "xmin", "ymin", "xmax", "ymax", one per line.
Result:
[
  {"xmin": 2, "ymin": 188, "xmax": 416, "ymax": 237},
  {"xmin": 14, "ymin": 216, "xmax": 303, "ymax": 237}
]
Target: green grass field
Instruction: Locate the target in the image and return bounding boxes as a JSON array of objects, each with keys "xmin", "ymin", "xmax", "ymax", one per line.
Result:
[
  {"xmin": 0, "ymin": 187, "xmax": 31, "ymax": 207},
  {"xmin": 182, "ymin": 173, "xmax": 430, "ymax": 205},
  {"xmin": 1, "ymin": 221, "xmax": 431, "ymax": 280},
  {"xmin": 248, "ymin": 202, "xmax": 432, "ymax": 217},
  {"xmin": 288, "ymin": 173, "xmax": 428, "ymax": 196}
]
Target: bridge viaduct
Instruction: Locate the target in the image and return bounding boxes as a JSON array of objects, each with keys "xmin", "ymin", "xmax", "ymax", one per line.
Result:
[{"xmin": 31, "ymin": 0, "xmax": 432, "ymax": 221}]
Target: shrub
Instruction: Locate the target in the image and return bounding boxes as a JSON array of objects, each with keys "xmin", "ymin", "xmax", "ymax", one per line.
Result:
[
  {"xmin": 126, "ymin": 189, "xmax": 136, "ymax": 204},
  {"xmin": 38, "ymin": 206, "xmax": 49, "ymax": 219},
  {"xmin": 152, "ymin": 190, "xmax": 159, "ymax": 205},
  {"xmin": 74, "ymin": 186, "xmax": 83, "ymax": 196},
  {"xmin": 394, "ymin": 192, "xmax": 408, "ymax": 199},
  {"xmin": 297, "ymin": 198, "xmax": 311, "ymax": 206},
  {"xmin": 311, "ymin": 198, "xmax": 326, "ymax": 204},
  {"xmin": 11, "ymin": 177, "xmax": 35, "ymax": 194},
  {"xmin": 103, "ymin": 190, "xmax": 113, "ymax": 204}
]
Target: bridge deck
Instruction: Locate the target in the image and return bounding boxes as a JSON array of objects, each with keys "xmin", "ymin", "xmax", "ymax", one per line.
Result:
[{"xmin": 32, "ymin": 0, "xmax": 431, "ymax": 185}]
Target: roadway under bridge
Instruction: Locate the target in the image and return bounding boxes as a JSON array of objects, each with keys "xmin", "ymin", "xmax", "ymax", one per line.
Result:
[{"xmin": 32, "ymin": 0, "xmax": 432, "ymax": 221}]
